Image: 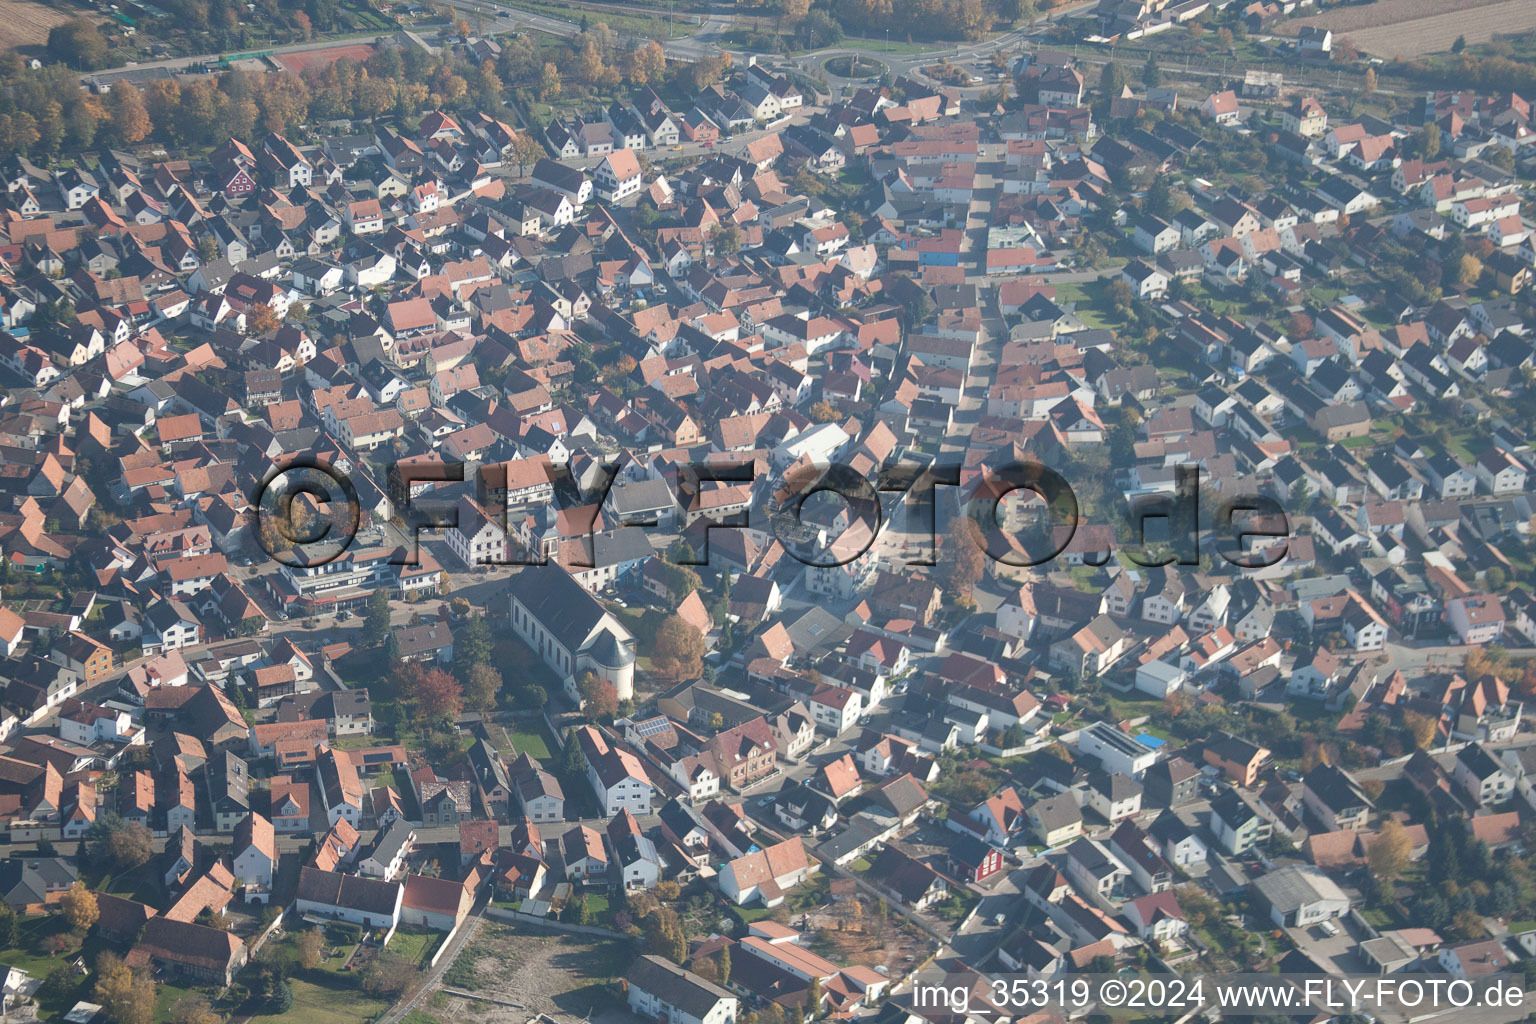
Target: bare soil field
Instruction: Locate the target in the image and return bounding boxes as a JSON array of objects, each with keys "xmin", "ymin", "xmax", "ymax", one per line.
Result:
[
  {"xmin": 429, "ymin": 923, "xmax": 632, "ymax": 1023},
  {"xmin": 1274, "ymin": 0, "xmax": 1536, "ymax": 57},
  {"xmin": 801, "ymin": 894, "xmax": 938, "ymax": 970},
  {"xmin": 0, "ymin": 0, "xmax": 74, "ymax": 49}
]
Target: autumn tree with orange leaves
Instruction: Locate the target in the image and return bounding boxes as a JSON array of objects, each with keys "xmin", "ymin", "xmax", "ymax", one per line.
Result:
[{"xmin": 412, "ymin": 668, "xmax": 463, "ymax": 720}]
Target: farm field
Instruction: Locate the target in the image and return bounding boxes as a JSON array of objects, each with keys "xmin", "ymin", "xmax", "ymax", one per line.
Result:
[
  {"xmin": 0, "ymin": 0, "xmax": 73, "ymax": 50},
  {"xmin": 1273, "ymin": 0, "xmax": 1536, "ymax": 57}
]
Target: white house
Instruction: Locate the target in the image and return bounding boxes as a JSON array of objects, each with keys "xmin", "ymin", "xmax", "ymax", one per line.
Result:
[
  {"xmin": 294, "ymin": 867, "xmax": 402, "ymax": 929},
  {"xmin": 717, "ymin": 838, "xmax": 812, "ymax": 907},
  {"xmin": 232, "ymin": 812, "xmax": 276, "ymax": 903},
  {"xmin": 595, "ymin": 149, "xmax": 645, "ymax": 203},
  {"xmin": 576, "ymin": 725, "xmax": 653, "ymax": 815}
]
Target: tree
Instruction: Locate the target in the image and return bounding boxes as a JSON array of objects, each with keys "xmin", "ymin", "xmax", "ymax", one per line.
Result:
[
  {"xmin": 1402, "ymin": 710, "xmax": 1436, "ymax": 750},
  {"xmin": 108, "ymin": 84, "xmax": 152, "ymax": 145},
  {"xmin": 458, "ymin": 614, "xmax": 493, "ymax": 668},
  {"xmin": 538, "ymin": 62, "xmax": 562, "ymax": 101},
  {"xmin": 1368, "ymin": 819, "xmax": 1411, "ymax": 884},
  {"xmin": 577, "ymin": 37, "xmax": 609, "ymax": 86},
  {"xmin": 627, "ymin": 40, "xmax": 667, "ymax": 85},
  {"xmin": 576, "ymin": 671, "xmax": 619, "ymax": 717},
  {"xmin": 653, "ymin": 614, "xmax": 705, "ymax": 682},
  {"xmin": 806, "ymin": 976, "xmax": 822, "ymax": 1019},
  {"xmin": 511, "ymin": 133, "xmax": 544, "ymax": 177},
  {"xmin": 691, "ymin": 52, "xmax": 731, "ymax": 92},
  {"xmin": 1099, "ymin": 61, "xmax": 1128, "ymax": 104},
  {"xmin": 792, "ymin": 167, "xmax": 826, "ymax": 197},
  {"xmin": 297, "ymin": 928, "xmax": 324, "ymax": 970},
  {"xmin": 1451, "ymin": 909, "xmax": 1484, "ymax": 941},
  {"xmin": 169, "ymin": 994, "xmax": 220, "ymax": 1024},
  {"xmin": 248, "ymin": 303, "xmax": 282, "ymax": 335},
  {"xmin": 1452, "ymin": 34, "xmax": 1466, "ymax": 52},
  {"xmin": 360, "ymin": 953, "xmax": 419, "ymax": 1000},
  {"xmin": 48, "ymin": 19, "xmax": 111, "ymax": 70},
  {"xmin": 1106, "ymin": 278, "xmax": 1135, "ymax": 313},
  {"xmin": 711, "ymin": 223, "xmax": 742, "ymax": 256},
  {"xmin": 267, "ymin": 979, "xmax": 294, "ymax": 1013},
  {"xmin": 94, "ymin": 952, "xmax": 156, "ymax": 1024},
  {"xmin": 0, "ymin": 905, "xmax": 17, "ymax": 949},
  {"xmin": 1333, "ymin": 36, "xmax": 1359, "ymax": 63},
  {"xmin": 1420, "ymin": 122, "xmax": 1441, "ymax": 160},
  {"xmin": 1362, "ymin": 67, "xmax": 1377, "ymax": 94},
  {"xmin": 561, "ymin": 729, "xmax": 588, "ymax": 775},
  {"xmin": 567, "ymin": 893, "xmax": 593, "ymax": 925},
  {"xmin": 642, "ymin": 905, "xmax": 687, "ymax": 962},
  {"xmin": 60, "ymin": 882, "xmax": 98, "ymax": 932},
  {"xmin": 363, "ymin": 589, "xmax": 392, "ymax": 647},
  {"xmin": 1457, "ymin": 253, "xmax": 1483, "ymax": 288},
  {"xmin": 462, "ymin": 663, "xmax": 501, "ymax": 713},
  {"xmin": 718, "ymin": 944, "xmax": 732, "ymax": 984},
  {"xmin": 109, "ymin": 822, "xmax": 153, "ymax": 869},
  {"xmin": 413, "ymin": 668, "xmax": 463, "ymax": 720},
  {"xmin": 940, "ymin": 515, "xmax": 986, "ymax": 607},
  {"xmin": 776, "ymin": 0, "xmax": 811, "ymax": 32},
  {"xmin": 1142, "ymin": 54, "xmax": 1161, "ymax": 88}
]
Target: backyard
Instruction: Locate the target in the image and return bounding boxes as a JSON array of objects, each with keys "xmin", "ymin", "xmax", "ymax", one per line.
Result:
[{"xmin": 246, "ymin": 975, "xmax": 391, "ymax": 1024}]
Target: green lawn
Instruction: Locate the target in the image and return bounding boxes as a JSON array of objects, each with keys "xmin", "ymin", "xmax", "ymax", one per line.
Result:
[
  {"xmin": 103, "ymin": 865, "xmax": 161, "ymax": 904},
  {"xmin": 248, "ymin": 976, "xmax": 390, "ymax": 1024},
  {"xmin": 1, "ymin": 916, "xmax": 102, "ymax": 995},
  {"xmin": 573, "ymin": 892, "xmax": 613, "ymax": 926},
  {"xmin": 388, "ymin": 929, "xmax": 445, "ymax": 967},
  {"xmin": 734, "ymin": 905, "xmax": 773, "ymax": 925},
  {"xmin": 1104, "ymin": 695, "xmax": 1164, "ymax": 722},
  {"xmin": 828, "ymin": 36, "xmax": 937, "ymax": 54},
  {"xmin": 507, "ymin": 724, "xmax": 554, "ymax": 761}
]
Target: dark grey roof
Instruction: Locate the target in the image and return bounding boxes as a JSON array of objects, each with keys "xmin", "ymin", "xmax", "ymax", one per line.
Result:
[
  {"xmin": 0, "ymin": 856, "xmax": 77, "ymax": 908},
  {"xmin": 626, "ymin": 955, "xmax": 734, "ymax": 1017},
  {"xmin": 591, "ymin": 630, "xmax": 634, "ymax": 669},
  {"xmin": 296, "ymin": 866, "xmax": 402, "ymax": 915},
  {"xmin": 507, "ymin": 563, "xmax": 617, "ymax": 655}
]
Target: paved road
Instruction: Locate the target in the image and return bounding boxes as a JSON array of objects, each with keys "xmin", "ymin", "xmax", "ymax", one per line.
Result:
[
  {"xmin": 85, "ymin": 0, "xmax": 1091, "ymax": 93},
  {"xmin": 84, "ymin": 36, "xmax": 398, "ymax": 83}
]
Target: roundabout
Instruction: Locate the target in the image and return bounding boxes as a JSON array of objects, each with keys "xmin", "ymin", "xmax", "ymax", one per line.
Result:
[{"xmin": 823, "ymin": 54, "xmax": 887, "ymax": 79}]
